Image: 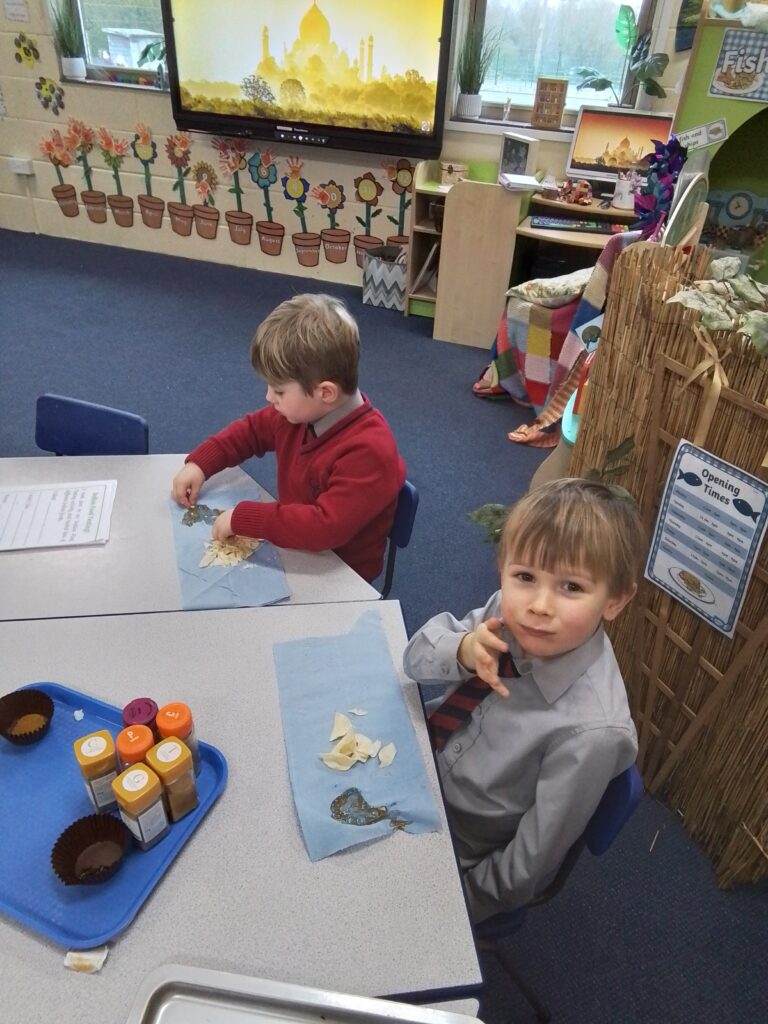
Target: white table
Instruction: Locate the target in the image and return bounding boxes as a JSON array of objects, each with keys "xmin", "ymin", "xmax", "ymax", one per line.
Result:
[
  {"xmin": 0, "ymin": 602, "xmax": 482, "ymax": 1024},
  {"xmin": 0, "ymin": 455, "xmax": 379, "ymax": 620}
]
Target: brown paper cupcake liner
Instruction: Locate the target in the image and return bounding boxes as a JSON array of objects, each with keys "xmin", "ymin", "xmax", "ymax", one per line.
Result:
[
  {"xmin": 0, "ymin": 688, "xmax": 54, "ymax": 746},
  {"xmin": 51, "ymin": 814, "xmax": 131, "ymax": 886}
]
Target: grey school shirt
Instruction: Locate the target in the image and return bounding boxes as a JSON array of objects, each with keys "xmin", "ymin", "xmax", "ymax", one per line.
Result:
[{"xmin": 403, "ymin": 590, "xmax": 638, "ymax": 923}]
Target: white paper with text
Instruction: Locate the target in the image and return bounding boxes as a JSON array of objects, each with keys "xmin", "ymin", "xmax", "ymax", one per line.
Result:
[{"xmin": 0, "ymin": 481, "xmax": 117, "ymax": 550}]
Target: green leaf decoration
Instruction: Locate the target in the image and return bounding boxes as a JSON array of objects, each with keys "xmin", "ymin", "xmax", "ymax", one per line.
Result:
[
  {"xmin": 467, "ymin": 503, "xmax": 509, "ymax": 544},
  {"xmin": 615, "ymin": 4, "xmax": 638, "ymax": 54},
  {"xmin": 387, "ymin": 214, "xmax": 398, "ymax": 226},
  {"xmin": 632, "ymin": 52, "xmax": 669, "ymax": 78},
  {"xmin": 356, "ymin": 215, "xmax": 366, "ymax": 228},
  {"xmin": 577, "ymin": 75, "xmax": 614, "ymax": 92},
  {"xmin": 730, "ymin": 275, "xmax": 765, "ymax": 306},
  {"xmin": 709, "ymin": 256, "xmax": 744, "ymax": 281},
  {"xmin": 738, "ymin": 312, "xmax": 768, "ymax": 354},
  {"xmin": 641, "ymin": 78, "xmax": 666, "ymax": 98},
  {"xmin": 372, "ymin": 208, "xmax": 382, "ymax": 218},
  {"xmin": 605, "ymin": 436, "xmax": 635, "ymax": 464}
]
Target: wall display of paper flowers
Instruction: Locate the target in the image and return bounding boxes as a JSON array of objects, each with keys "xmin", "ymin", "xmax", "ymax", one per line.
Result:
[
  {"xmin": 311, "ymin": 179, "xmax": 350, "ymax": 264},
  {"xmin": 282, "ymin": 156, "xmax": 320, "ymax": 267},
  {"xmin": 249, "ymin": 150, "xmax": 284, "ymax": 256},
  {"xmin": 212, "ymin": 137, "xmax": 253, "ymax": 245},
  {"xmin": 132, "ymin": 123, "xmax": 164, "ymax": 229}
]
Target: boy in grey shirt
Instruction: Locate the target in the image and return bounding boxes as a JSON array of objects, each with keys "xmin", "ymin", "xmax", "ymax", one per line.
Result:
[{"xmin": 403, "ymin": 479, "xmax": 646, "ymax": 923}]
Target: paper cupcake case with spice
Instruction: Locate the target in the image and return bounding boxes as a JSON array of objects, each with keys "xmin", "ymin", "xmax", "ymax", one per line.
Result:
[{"xmin": 0, "ymin": 682, "xmax": 227, "ymax": 948}]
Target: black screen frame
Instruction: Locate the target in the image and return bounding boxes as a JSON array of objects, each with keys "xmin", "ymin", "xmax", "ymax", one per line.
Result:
[{"xmin": 160, "ymin": 0, "xmax": 455, "ymax": 158}]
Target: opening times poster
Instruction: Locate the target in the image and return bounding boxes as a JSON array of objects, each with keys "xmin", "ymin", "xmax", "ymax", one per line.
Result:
[{"xmin": 645, "ymin": 441, "xmax": 768, "ymax": 637}]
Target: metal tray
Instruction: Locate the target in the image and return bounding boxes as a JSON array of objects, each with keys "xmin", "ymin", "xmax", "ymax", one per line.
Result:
[{"xmin": 125, "ymin": 966, "xmax": 479, "ymax": 1024}]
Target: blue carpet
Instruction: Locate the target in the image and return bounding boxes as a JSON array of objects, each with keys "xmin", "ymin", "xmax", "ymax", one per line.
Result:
[{"xmin": 2, "ymin": 228, "xmax": 766, "ymax": 1022}]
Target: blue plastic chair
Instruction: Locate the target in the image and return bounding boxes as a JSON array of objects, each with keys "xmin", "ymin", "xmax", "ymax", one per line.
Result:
[
  {"xmin": 380, "ymin": 480, "xmax": 419, "ymax": 599},
  {"xmin": 35, "ymin": 393, "xmax": 149, "ymax": 456},
  {"xmin": 475, "ymin": 764, "xmax": 644, "ymax": 1022}
]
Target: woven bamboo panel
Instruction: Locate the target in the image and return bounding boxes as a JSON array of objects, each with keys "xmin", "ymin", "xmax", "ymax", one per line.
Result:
[{"xmin": 570, "ymin": 242, "xmax": 768, "ymax": 886}]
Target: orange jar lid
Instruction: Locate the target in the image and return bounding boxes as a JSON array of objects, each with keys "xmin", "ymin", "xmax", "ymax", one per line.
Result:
[
  {"xmin": 116, "ymin": 724, "xmax": 154, "ymax": 765},
  {"xmin": 156, "ymin": 702, "xmax": 193, "ymax": 739}
]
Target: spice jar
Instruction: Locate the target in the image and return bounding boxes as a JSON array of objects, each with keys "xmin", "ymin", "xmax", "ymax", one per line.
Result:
[
  {"xmin": 73, "ymin": 730, "xmax": 118, "ymax": 812},
  {"xmin": 112, "ymin": 764, "xmax": 170, "ymax": 851},
  {"xmin": 122, "ymin": 697, "xmax": 160, "ymax": 741},
  {"xmin": 146, "ymin": 738, "xmax": 199, "ymax": 822},
  {"xmin": 156, "ymin": 702, "xmax": 200, "ymax": 775},
  {"xmin": 115, "ymin": 724, "xmax": 155, "ymax": 772}
]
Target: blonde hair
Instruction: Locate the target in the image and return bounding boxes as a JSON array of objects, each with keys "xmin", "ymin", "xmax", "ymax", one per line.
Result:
[
  {"xmin": 498, "ymin": 478, "xmax": 647, "ymax": 597},
  {"xmin": 250, "ymin": 293, "xmax": 359, "ymax": 395}
]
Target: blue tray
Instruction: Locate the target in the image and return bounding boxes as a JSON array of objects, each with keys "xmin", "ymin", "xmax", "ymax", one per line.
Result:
[{"xmin": 0, "ymin": 682, "xmax": 227, "ymax": 949}]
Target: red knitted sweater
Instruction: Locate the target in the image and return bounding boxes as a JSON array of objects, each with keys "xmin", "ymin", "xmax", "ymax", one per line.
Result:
[{"xmin": 187, "ymin": 397, "xmax": 406, "ymax": 582}]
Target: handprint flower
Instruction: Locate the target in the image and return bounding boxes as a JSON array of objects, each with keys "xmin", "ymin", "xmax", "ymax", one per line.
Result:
[
  {"xmin": 282, "ymin": 156, "xmax": 310, "ymax": 232},
  {"xmin": 383, "ymin": 159, "xmax": 414, "ymax": 195},
  {"xmin": 97, "ymin": 127, "xmax": 130, "ymax": 195},
  {"xmin": 248, "ymin": 150, "xmax": 278, "ymax": 220},
  {"xmin": 384, "ymin": 158, "xmax": 414, "ymax": 236},
  {"xmin": 131, "ymin": 123, "xmax": 158, "ymax": 196},
  {"xmin": 40, "ymin": 129, "xmax": 74, "ymax": 185},
  {"xmin": 311, "ymin": 179, "xmax": 346, "ymax": 229},
  {"xmin": 63, "ymin": 119, "xmax": 95, "ymax": 191},
  {"xmin": 354, "ymin": 171, "xmax": 384, "ymax": 236},
  {"xmin": 166, "ymin": 132, "xmax": 192, "ymax": 204},
  {"xmin": 212, "ymin": 137, "xmax": 249, "ymax": 212},
  {"xmin": 192, "ymin": 161, "xmax": 218, "ymax": 206}
]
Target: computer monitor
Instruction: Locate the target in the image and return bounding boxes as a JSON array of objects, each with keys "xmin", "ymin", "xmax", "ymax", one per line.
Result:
[{"xmin": 566, "ymin": 106, "xmax": 674, "ymax": 184}]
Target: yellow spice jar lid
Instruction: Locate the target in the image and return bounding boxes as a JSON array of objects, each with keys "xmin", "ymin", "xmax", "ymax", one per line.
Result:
[
  {"xmin": 74, "ymin": 730, "xmax": 116, "ymax": 778},
  {"xmin": 112, "ymin": 764, "xmax": 162, "ymax": 816},
  {"xmin": 146, "ymin": 738, "xmax": 192, "ymax": 784}
]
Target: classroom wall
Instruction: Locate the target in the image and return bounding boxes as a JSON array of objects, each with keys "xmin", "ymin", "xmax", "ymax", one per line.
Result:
[{"xmin": 0, "ymin": 0, "xmax": 688, "ymax": 286}]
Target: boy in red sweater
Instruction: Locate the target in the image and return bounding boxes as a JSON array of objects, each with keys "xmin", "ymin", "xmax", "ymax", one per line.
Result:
[{"xmin": 171, "ymin": 293, "xmax": 406, "ymax": 582}]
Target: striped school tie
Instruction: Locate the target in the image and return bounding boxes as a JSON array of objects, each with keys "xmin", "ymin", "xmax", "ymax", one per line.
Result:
[{"xmin": 429, "ymin": 651, "xmax": 519, "ymax": 752}]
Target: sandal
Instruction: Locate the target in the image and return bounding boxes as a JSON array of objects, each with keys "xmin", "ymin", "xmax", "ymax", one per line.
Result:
[
  {"xmin": 472, "ymin": 365, "xmax": 511, "ymax": 400},
  {"xmin": 507, "ymin": 423, "xmax": 560, "ymax": 448}
]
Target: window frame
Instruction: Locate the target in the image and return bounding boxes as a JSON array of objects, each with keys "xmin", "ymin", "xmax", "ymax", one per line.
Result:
[
  {"xmin": 69, "ymin": 0, "xmax": 168, "ymax": 90},
  {"xmin": 453, "ymin": 0, "xmax": 659, "ymax": 128}
]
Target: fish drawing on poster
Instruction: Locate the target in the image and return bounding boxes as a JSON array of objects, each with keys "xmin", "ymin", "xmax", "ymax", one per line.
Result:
[{"xmin": 645, "ymin": 441, "xmax": 768, "ymax": 637}]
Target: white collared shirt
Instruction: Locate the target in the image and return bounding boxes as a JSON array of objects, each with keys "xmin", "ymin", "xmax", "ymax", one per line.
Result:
[
  {"xmin": 311, "ymin": 389, "xmax": 364, "ymax": 437},
  {"xmin": 403, "ymin": 589, "xmax": 638, "ymax": 922}
]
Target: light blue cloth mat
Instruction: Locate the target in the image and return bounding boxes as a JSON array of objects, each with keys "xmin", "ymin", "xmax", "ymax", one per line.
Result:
[
  {"xmin": 169, "ymin": 478, "xmax": 290, "ymax": 610},
  {"xmin": 274, "ymin": 609, "xmax": 441, "ymax": 861}
]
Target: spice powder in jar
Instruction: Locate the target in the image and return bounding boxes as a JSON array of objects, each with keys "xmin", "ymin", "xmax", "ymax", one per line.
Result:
[
  {"xmin": 73, "ymin": 730, "xmax": 118, "ymax": 812},
  {"xmin": 155, "ymin": 702, "xmax": 200, "ymax": 775},
  {"xmin": 146, "ymin": 738, "xmax": 198, "ymax": 822},
  {"xmin": 112, "ymin": 764, "xmax": 170, "ymax": 851}
]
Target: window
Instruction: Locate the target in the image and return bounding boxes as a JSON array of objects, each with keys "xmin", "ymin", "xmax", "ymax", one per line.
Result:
[
  {"xmin": 78, "ymin": 0, "xmax": 164, "ymax": 70},
  {"xmin": 465, "ymin": 0, "xmax": 654, "ymax": 117}
]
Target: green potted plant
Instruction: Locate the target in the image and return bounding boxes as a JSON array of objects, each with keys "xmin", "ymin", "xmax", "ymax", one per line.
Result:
[
  {"xmin": 575, "ymin": 4, "xmax": 669, "ymax": 104},
  {"xmin": 456, "ymin": 22, "xmax": 500, "ymax": 119},
  {"xmin": 49, "ymin": 1, "xmax": 86, "ymax": 81}
]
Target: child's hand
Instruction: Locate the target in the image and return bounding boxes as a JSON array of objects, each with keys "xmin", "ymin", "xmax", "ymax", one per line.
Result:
[
  {"xmin": 458, "ymin": 617, "xmax": 511, "ymax": 697},
  {"xmin": 212, "ymin": 509, "xmax": 235, "ymax": 543},
  {"xmin": 172, "ymin": 463, "xmax": 205, "ymax": 507}
]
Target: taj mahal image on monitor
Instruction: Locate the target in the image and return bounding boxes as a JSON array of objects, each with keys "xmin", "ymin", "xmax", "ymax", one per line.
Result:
[{"xmin": 173, "ymin": 0, "xmax": 445, "ymax": 135}]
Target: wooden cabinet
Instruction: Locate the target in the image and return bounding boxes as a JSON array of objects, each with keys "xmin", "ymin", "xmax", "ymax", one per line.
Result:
[{"xmin": 404, "ymin": 161, "xmax": 522, "ymax": 349}]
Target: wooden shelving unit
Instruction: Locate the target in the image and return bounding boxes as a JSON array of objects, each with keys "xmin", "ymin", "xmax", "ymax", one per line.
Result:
[
  {"xmin": 404, "ymin": 163, "xmax": 450, "ymax": 318},
  {"xmin": 404, "ymin": 160, "xmax": 523, "ymax": 348}
]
